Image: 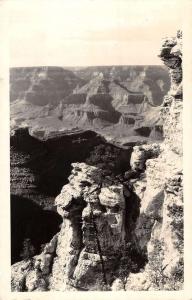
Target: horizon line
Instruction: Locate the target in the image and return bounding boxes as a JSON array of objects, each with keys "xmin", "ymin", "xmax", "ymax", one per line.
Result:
[{"xmin": 9, "ymin": 63, "xmax": 165, "ymax": 69}]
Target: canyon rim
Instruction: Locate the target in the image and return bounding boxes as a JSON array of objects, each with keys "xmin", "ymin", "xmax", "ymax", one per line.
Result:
[
  {"xmin": 10, "ymin": 30, "xmax": 184, "ymax": 292},
  {"xmin": 0, "ymin": 0, "xmax": 189, "ymax": 298}
]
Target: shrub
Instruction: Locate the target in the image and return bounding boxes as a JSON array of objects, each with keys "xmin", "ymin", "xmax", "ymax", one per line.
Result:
[{"xmin": 20, "ymin": 238, "xmax": 35, "ymax": 261}]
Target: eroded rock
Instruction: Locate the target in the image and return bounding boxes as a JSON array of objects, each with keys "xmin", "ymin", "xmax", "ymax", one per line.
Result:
[
  {"xmin": 12, "ymin": 162, "xmax": 140, "ymax": 291},
  {"xmin": 125, "ymin": 31, "xmax": 183, "ymax": 290},
  {"xmin": 11, "ymin": 31, "xmax": 183, "ymax": 292}
]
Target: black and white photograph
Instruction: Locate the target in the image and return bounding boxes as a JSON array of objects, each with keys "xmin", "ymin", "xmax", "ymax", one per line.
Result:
[{"xmin": 0, "ymin": 0, "xmax": 192, "ymax": 298}]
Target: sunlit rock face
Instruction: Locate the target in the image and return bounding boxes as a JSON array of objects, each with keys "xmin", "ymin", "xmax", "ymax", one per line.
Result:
[
  {"xmin": 11, "ymin": 163, "xmax": 142, "ymax": 291},
  {"xmin": 125, "ymin": 31, "xmax": 183, "ymax": 291},
  {"xmin": 50, "ymin": 163, "xmax": 127, "ymax": 291},
  {"xmin": 73, "ymin": 65, "xmax": 170, "ymax": 106}
]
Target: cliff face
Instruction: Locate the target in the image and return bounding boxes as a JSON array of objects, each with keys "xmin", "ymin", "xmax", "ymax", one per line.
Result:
[
  {"xmin": 10, "ymin": 129, "xmax": 105, "ymax": 264},
  {"xmin": 10, "ymin": 67, "xmax": 85, "ymax": 105},
  {"xmin": 10, "ymin": 66, "xmax": 169, "ymax": 146},
  {"xmin": 11, "ymin": 162, "xmax": 143, "ymax": 291},
  {"xmin": 11, "ymin": 32, "xmax": 183, "ymax": 291},
  {"xmin": 72, "ymin": 65, "xmax": 170, "ymax": 106},
  {"xmin": 60, "ymin": 75, "xmax": 164, "ymax": 142},
  {"xmin": 11, "ymin": 129, "xmax": 133, "ymax": 265},
  {"xmin": 11, "ymin": 129, "xmax": 105, "ymax": 207},
  {"xmin": 125, "ymin": 30, "xmax": 183, "ymax": 290}
]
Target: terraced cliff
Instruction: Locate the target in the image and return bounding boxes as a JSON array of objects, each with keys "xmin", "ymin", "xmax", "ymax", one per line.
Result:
[
  {"xmin": 11, "ymin": 32, "xmax": 183, "ymax": 291},
  {"xmin": 72, "ymin": 65, "xmax": 170, "ymax": 105},
  {"xmin": 10, "ymin": 67, "xmax": 85, "ymax": 105},
  {"xmin": 10, "ymin": 66, "xmax": 169, "ymax": 145}
]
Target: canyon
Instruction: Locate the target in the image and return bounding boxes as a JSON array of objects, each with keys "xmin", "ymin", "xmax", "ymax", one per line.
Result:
[
  {"xmin": 10, "ymin": 65, "xmax": 169, "ymax": 145},
  {"xmin": 11, "ymin": 31, "xmax": 183, "ymax": 291}
]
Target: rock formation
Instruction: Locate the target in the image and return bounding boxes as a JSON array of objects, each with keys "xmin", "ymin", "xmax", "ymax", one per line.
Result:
[
  {"xmin": 10, "ymin": 129, "xmax": 104, "ymax": 264},
  {"xmin": 10, "ymin": 67, "xmax": 85, "ymax": 105},
  {"xmin": 73, "ymin": 65, "xmax": 170, "ymax": 105},
  {"xmin": 11, "ymin": 31, "xmax": 183, "ymax": 291},
  {"xmin": 125, "ymin": 30, "xmax": 183, "ymax": 290},
  {"xmin": 11, "ymin": 162, "xmax": 141, "ymax": 291},
  {"xmin": 60, "ymin": 74, "xmax": 164, "ymax": 141},
  {"xmin": 10, "ymin": 66, "xmax": 170, "ymax": 145},
  {"xmin": 10, "ymin": 129, "xmax": 132, "ymax": 265}
]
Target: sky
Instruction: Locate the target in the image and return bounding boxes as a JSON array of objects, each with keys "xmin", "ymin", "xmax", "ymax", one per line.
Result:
[{"xmin": 7, "ymin": 0, "xmax": 183, "ymax": 67}]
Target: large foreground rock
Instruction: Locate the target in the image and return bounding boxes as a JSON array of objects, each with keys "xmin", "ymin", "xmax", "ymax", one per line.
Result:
[{"xmin": 12, "ymin": 162, "xmax": 140, "ymax": 291}]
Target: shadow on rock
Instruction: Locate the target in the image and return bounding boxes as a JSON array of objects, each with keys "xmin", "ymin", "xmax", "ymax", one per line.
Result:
[{"xmin": 11, "ymin": 195, "xmax": 62, "ymax": 264}]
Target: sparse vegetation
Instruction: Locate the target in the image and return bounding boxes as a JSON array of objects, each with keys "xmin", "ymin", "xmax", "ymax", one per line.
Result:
[
  {"xmin": 20, "ymin": 238, "xmax": 35, "ymax": 261},
  {"xmin": 167, "ymin": 203, "xmax": 183, "ymax": 249},
  {"xmin": 148, "ymin": 238, "xmax": 183, "ymax": 290},
  {"xmin": 86, "ymin": 144, "xmax": 131, "ymax": 185}
]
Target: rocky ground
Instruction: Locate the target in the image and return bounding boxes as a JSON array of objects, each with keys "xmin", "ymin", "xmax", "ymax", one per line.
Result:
[{"xmin": 11, "ymin": 31, "xmax": 183, "ymax": 291}]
